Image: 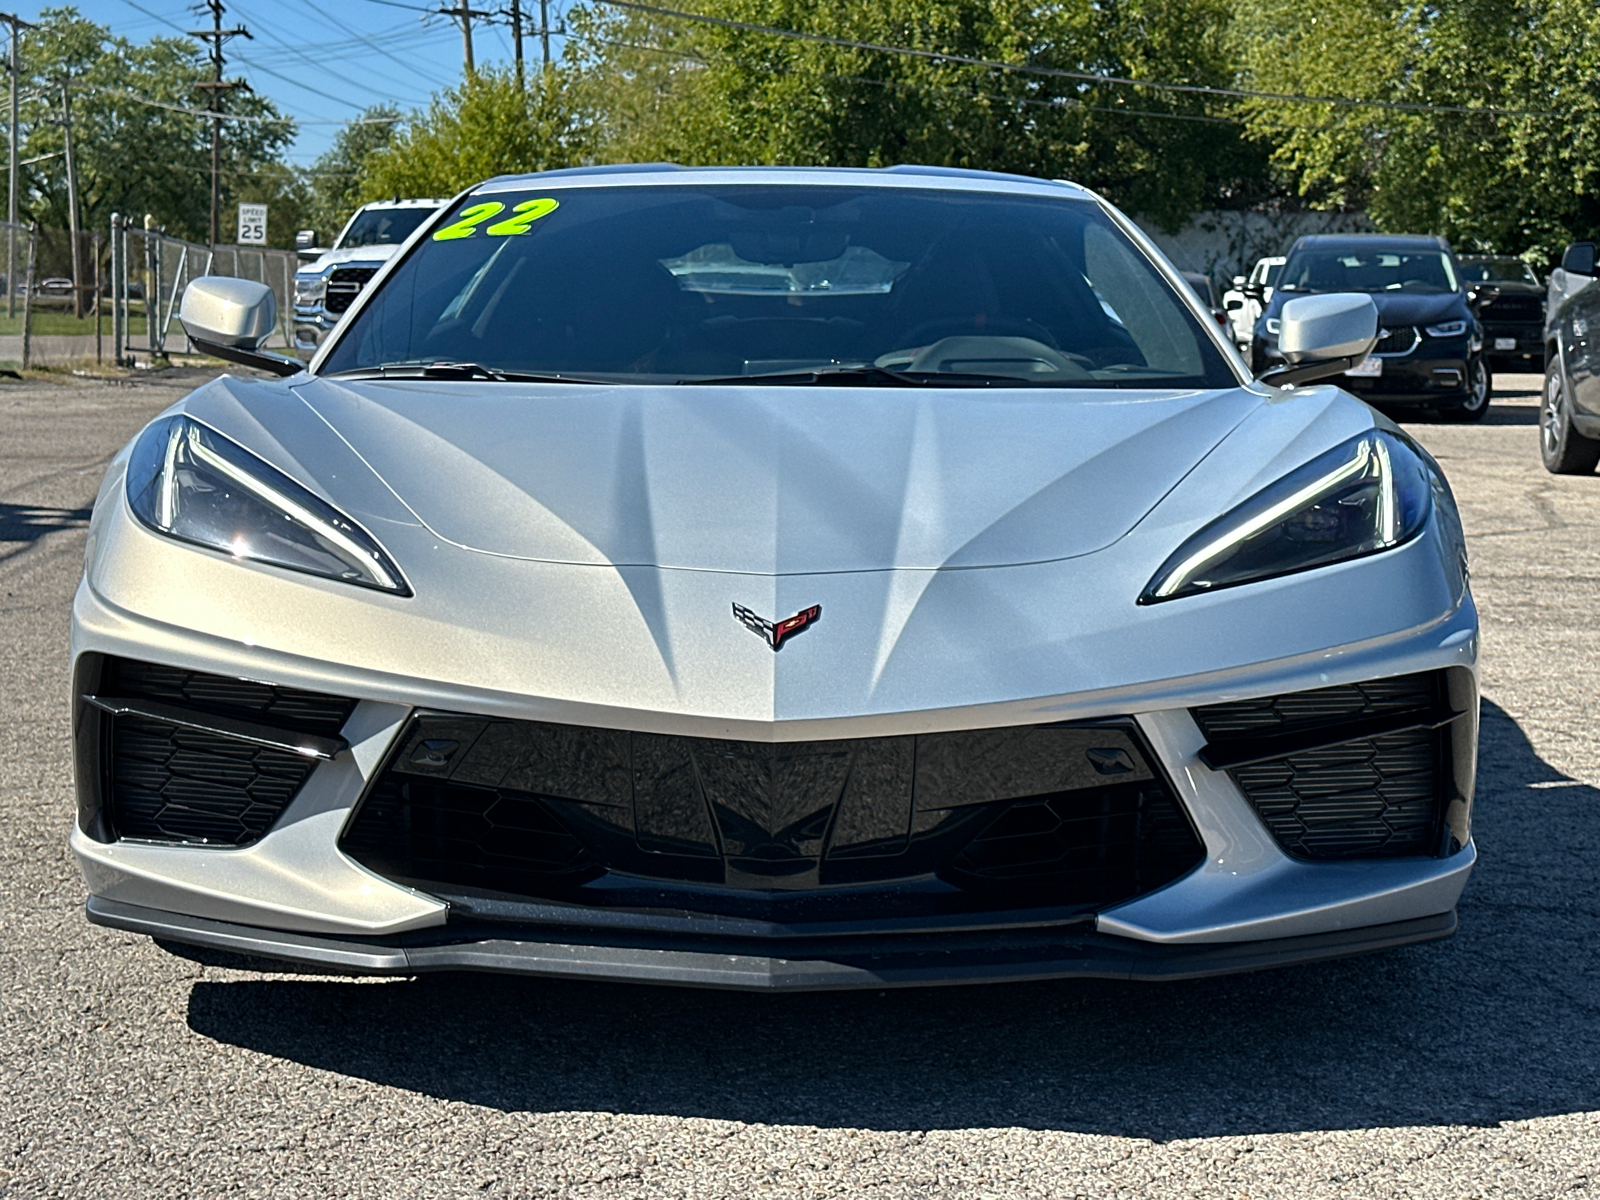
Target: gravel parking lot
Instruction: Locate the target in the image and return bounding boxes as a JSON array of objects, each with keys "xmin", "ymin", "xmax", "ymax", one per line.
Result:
[{"xmin": 3, "ymin": 369, "xmax": 1598, "ymax": 1199}]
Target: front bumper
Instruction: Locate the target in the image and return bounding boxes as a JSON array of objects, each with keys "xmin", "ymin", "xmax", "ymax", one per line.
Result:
[
  {"xmin": 1253, "ymin": 336, "xmax": 1479, "ymax": 407},
  {"xmin": 71, "ymin": 587, "xmax": 1480, "ymax": 986}
]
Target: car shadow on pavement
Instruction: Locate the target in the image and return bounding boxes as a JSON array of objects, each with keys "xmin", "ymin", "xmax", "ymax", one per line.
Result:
[
  {"xmin": 186, "ymin": 699, "xmax": 1600, "ymax": 1139},
  {"xmin": 0, "ymin": 502, "xmax": 91, "ymax": 544}
]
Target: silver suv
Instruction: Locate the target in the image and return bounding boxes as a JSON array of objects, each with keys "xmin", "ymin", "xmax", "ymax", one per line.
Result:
[{"xmin": 293, "ymin": 198, "xmax": 445, "ymax": 357}]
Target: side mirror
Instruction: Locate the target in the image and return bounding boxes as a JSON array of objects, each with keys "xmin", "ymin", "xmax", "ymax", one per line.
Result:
[
  {"xmin": 294, "ymin": 229, "xmax": 317, "ymax": 251},
  {"xmin": 179, "ymin": 277, "xmax": 301, "ymax": 377},
  {"xmin": 1259, "ymin": 292, "xmax": 1379, "ymax": 387},
  {"xmin": 1561, "ymin": 242, "xmax": 1596, "ymax": 277},
  {"xmin": 1243, "ymin": 282, "xmax": 1265, "ymax": 302}
]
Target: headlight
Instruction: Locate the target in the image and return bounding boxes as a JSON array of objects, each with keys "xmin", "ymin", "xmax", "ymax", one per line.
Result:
[
  {"xmin": 1264, "ymin": 317, "xmax": 1280, "ymax": 336},
  {"xmin": 125, "ymin": 416, "xmax": 410, "ymax": 594},
  {"xmin": 1424, "ymin": 319, "xmax": 1468, "ymax": 338},
  {"xmin": 1140, "ymin": 430, "xmax": 1432, "ymax": 603},
  {"xmin": 294, "ymin": 272, "xmax": 328, "ymax": 306}
]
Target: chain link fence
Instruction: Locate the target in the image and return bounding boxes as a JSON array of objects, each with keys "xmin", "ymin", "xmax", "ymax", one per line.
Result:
[{"xmin": 109, "ymin": 214, "xmax": 298, "ymax": 364}]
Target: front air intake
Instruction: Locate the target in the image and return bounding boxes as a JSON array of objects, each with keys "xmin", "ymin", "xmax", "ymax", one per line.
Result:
[
  {"xmin": 1191, "ymin": 671, "xmax": 1463, "ymax": 860},
  {"xmin": 77, "ymin": 656, "xmax": 357, "ymax": 846}
]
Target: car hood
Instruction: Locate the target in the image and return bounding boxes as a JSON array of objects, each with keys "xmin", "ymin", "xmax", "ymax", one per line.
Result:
[
  {"xmin": 297, "ymin": 244, "xmax": 402, "ymax": 275},
  {"xmin": 287, "ymin": 379, "xmax": 1262, "ymax": 576},
  {"xmin": 1268, "ymin": 290, "xmax": 1468, "ymax": 327}
]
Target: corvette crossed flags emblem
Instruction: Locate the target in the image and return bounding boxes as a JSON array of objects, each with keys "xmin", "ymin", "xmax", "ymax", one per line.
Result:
[{"xmin": 732, "ymin": 602, "xmax": 821, "ymax": 651}]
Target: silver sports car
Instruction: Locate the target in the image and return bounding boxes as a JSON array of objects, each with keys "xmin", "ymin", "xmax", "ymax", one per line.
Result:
[{"xmin": 71, "ymin": 166, "xmax": 1478, "ymax": 990}]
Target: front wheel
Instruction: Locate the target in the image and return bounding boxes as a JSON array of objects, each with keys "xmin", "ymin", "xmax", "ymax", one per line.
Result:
[
  {"xmin": 1540, "ymin": 362, "xmax": 1600, "ymax": 474},
  {"xmin": 1452, "ymin": 355, "xmax": 1492, "ymax": 422}
]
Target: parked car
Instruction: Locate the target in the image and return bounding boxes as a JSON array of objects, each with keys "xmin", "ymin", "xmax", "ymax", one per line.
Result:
[
  {"xmin": 1224, "ymin": 255, "xmax": 1285, "ymax": 361},
  {"xmin": 1458, "ymin": 254, "xmax": 1544, "ymax": 373},
  {"xmin": 292, "ymin": 197, "xmax": 446, "ymax": 357},
  {"xmin": 1539, "ymin": 241, "xmax": 1600, "ymax": 473},
  {"xmin": 1253, "ymin": 234, "xmax": 1489, "ymax": 420},
  {"xmin": 74, "ymin": 166, "xmax": 1477, "ymax": 989},
  {"xmin": 1180, "ymin": 270, "xmax": 1231, "ymax": 334}
]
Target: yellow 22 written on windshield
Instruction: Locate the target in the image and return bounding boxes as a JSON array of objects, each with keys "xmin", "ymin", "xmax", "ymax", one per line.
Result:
[{"xmin": 432, "ymin": 198, "xmax": 559, "ymax": 241}]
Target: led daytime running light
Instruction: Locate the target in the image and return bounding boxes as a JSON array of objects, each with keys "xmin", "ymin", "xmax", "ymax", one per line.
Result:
[{"xmin": 1148, "ymin": 439, "xmax": 1376, "ymax": 601}]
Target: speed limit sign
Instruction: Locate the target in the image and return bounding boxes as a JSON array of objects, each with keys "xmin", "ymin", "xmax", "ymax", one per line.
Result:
[{"xmin": 237, "ymin": 203, "xmax": 268, "ymax": 246}]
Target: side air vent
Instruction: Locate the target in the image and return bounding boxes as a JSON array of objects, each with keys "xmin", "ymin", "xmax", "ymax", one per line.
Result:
[
  {"xmin": 1192, "ymin": 671, "xmax": 1459, "ymax": 860},
  {"xmin": 85, "ymin": 657, "xmax": 358, "ymax": 846}
]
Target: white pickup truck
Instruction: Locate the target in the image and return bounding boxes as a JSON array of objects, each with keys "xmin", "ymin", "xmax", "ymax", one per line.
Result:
[
  {"xmin": 1223, "ymin": 255, "xmax": 1285, "ymax": 365},
  {"xmin": 292, "ymin": 198, "xmax": 445, "ymax": 358}
]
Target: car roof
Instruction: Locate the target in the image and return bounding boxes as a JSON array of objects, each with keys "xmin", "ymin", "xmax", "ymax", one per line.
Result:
[
  {"xmin": 1289, "ymin": 233, "xmax": 1450, "ymax": 253},
  {"xmin": 472, "ymin": 163, "xmax": 1096, "ymax": 201}
]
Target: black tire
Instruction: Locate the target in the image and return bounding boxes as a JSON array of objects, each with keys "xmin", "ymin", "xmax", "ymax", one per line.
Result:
[
  {"xmin": 1451, "ymin": 355, "xmax": 1492, "ymax": 422},
  {"xmin": 1540, "ymin": 362, "xmax": 1600, "ymax": 474}
]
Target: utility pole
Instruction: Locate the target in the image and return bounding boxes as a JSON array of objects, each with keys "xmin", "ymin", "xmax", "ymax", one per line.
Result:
[
  {"xmin": 509, "ymin": 0, "xmax": 523, "ymax": 83},
  {"xmin": 188, "ymin": 0, "xmax": 250, "ymax": 249},
  {"xmin": 438, "ymin": 1, "xmax": 490, "ymax": 73},
  {"xmin": 1, "ymin": 12, "xmax": 33, "ymax": 319},
  {"xmin": 59, "ymin": 77, "xmax": 82, "ymax": 318},
  {"xmin": 539, "ymin": 0, "xmax": 550, "ymax": 69}
]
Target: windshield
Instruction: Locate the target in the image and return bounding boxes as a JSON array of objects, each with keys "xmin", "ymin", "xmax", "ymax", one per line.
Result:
[
  {"xmin": 319, "ymin": 183, "xmax": 1236, "ymax": 387},
  {"xmin": 1278, "ymin": 247, "xmax": 1460, "ymax": 295},
  {"xmin": 1263, "ymin": 262, "xmax": 1283, "ymax": 287},
  {"xmin": 337, "ymin": 206, "xmax": 437, "ymax": 249},
  {"xmin": 1459, "ymin": 258, "xmax": 1539, "ymax": 285}
]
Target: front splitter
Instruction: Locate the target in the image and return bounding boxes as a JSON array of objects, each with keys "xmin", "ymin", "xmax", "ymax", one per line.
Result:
[{"xmin": 88, "ymin": 896, "xmax": 1456, "ymax": 991}]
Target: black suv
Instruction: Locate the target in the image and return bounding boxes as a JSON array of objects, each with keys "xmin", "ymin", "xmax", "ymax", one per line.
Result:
[
  {"xmin": 1253, "ymin": 234, "xmax": 1489, "ymax": 420},
  {"xmin": 1459, "ymin": 254, "xmax": 1544, "ymax": 373}
]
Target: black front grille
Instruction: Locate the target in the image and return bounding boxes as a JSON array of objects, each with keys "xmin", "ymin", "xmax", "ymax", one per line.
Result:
[
  {"xmin": 95, "ymin": 658, "xmax": 357, "ymax": 846},
  {"xmin": 1374, "ymin": 325, "xmax": 1419, "ymax": 354},
  {"xmin": 1193, "ymin": 672, "xmax": 1454, "ymax": 860},
  {"xmin": 340, "ymin": 713, "xmax": 1204, "ymax": 918},
  {"xmin": 944, "ymin": 780, "xmax": 1204, "ymax": 902},
  {"xmin": 325, "ymin": 267, "xmax": 378, "ymax": 314}
]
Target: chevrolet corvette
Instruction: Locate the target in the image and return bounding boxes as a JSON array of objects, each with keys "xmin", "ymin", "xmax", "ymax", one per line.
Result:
[{"xmin": 71, "ymin": 166, "xmax": 1477, "ymax": 989}]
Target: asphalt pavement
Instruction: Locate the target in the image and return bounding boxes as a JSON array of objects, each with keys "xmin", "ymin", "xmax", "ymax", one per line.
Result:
[{"xmin": 2, "ymin": 369, "xmax": 1597, "ymax": 1199}]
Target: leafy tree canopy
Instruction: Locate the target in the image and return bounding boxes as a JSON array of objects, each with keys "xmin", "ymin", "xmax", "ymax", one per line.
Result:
[
  {"xmin": 357, "ymin": 67, "xmax": 595, "ymax": 203},
  {"xmin": 14, "ymin": 7, "xmax": 295, "ymax": 246},
  {"xmin": 569, "ymin": 0, "xmax": 1275, "ymax": 231},
  {"xmin": 1235, "ymin": 0, "xmax": 1600, "ymax": 260}
]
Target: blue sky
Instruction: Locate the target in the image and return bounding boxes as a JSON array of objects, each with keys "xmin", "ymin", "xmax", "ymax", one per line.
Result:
[{"xmin": 57, "ymin": 0, "xmax": 569, "ymax": 165}]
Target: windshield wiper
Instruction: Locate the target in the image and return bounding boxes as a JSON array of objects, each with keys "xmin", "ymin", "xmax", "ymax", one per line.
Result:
[
  {"xmin": 685, "ymin": 364, "xmax": 1033, "ymax": 387},
  {"xmin": 325, "ymin": 361, "xmax": 609, "ymax": 384}
]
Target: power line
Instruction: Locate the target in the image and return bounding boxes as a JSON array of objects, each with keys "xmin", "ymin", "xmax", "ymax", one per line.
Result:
[
  {"xmin": 598, "ymin": 0, "xmax": 1558, "ymax": 118},
  {"xmin": 585, "ymin": 32, "xmax": 1242, "ymax": 128}
]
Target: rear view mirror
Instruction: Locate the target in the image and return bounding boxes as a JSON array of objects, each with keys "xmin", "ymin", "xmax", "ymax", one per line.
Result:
[
  {"xmin": 1258, "ymin": 292, "xmax": 1379, "ymax": 388},
  {"xmin": 179, "ymin": 276, "xmax": 300, "ymax": 376},
  {"xmin": 1561, "ymin": 242, "xmax": 1596, "ymax": 277}
]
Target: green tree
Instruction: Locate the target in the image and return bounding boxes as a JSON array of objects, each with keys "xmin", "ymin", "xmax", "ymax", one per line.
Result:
[
  {"xmin": 570, "ymin": 0, "xmax": 1275, "ymax": 230},
  {"xmin": 13, "ymin": 7, "xmax": 296, "ymax": 246},
  {"xmin": 1235, "ymin": 0, "xmax": 1600, "ymax": 260},
  {"xmin": 359, "ymin": 67, "xmax": 595, "ymax": 201}
]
